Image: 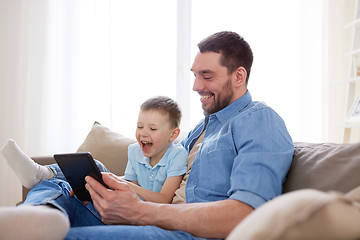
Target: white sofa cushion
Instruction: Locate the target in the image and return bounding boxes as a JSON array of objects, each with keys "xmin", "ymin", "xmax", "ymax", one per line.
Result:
[{"xmin": 227, "ymin": 186, "xmax": 360, "ymax": 240}]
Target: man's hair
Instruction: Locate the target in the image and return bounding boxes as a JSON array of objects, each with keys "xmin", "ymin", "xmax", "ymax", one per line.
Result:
[
  {"xmin": 140, "ymin": 96, "xmax": 182, "ymax": 128},
  {"xmin": 197, "ymin": 31, "xmax": 253, "ymax": 83}
]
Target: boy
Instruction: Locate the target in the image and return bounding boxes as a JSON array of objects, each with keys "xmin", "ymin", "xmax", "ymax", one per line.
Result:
[
  {"xmin": 1, "ymin": 96, "xmax": 187, "ymax": 204},
  {"xmin": 123, "ymin": 96, "xmax": 187, "ymax": 203}
]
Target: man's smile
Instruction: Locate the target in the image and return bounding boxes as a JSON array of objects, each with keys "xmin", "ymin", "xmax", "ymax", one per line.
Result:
[{"xmin": 200, "ymin": 93, "xmax": 214, "ymax": 103}]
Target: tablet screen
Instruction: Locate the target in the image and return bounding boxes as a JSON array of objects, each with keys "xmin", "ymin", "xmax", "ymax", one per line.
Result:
[{"xmin": 54, "ymin": 152, "xmax": 108, "ymax": 201}]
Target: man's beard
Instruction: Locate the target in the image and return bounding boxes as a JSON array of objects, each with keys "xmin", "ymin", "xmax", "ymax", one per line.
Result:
[{"xmin": 203, "ymin": 78, "xmax": 234, "ymax": 115}]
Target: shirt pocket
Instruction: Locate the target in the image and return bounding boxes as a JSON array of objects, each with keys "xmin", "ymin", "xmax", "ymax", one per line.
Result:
[{"xmin": 199, "ymin": 148, "xmax": 235, "ymax": 195}]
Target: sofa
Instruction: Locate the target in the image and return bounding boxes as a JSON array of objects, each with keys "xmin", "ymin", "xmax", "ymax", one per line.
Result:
[{"xmin": 24, "ymin": 122, "xmax": 360, "ymax": 240}]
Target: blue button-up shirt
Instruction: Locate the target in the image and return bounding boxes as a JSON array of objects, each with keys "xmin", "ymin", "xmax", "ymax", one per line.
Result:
[{"xmin": 181, "ymin": 91, "xmax": 294, "ymax": 209}]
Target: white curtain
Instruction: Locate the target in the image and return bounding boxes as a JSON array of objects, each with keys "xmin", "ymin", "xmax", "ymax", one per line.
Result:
[
  {"xmin": 0, "ymin": 0, "xmax": 178, "ymax": 206},
  {"xmin": 0, "ymin": 0, "xmax": 114, "ymax": 154},
  {"xmin": 0, "ymin": 0, "xmax": 323, "ymax": 206},
  {"xmin": 0, "ymin": 0, "xmax": 115, "ymax": 206},
  {"xmin": 0, "ymin": 0, "xmax": 53, "ymax": 206}
]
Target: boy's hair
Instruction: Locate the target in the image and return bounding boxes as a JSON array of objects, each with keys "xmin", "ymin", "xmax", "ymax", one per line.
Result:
[
  {"xmin": 140, "ymin": 96, "xmax": 182, "ymax": 128},
  {"xmin": 197, "ymin": 31, "xmax": 253, "ymax": 84}
]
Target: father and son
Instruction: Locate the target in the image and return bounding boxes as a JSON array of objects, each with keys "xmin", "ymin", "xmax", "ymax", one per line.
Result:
[{"xmin": 0, "ymin": 31, "xmax": 294, "ymax": 240}]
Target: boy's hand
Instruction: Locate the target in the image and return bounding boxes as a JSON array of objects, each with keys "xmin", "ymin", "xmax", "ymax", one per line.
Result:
[
  {"xmin": 69, "ymin": 188, "xmax": 90, "ymax": 205},
  {"xmin": 69, "ymin": 188, "xmax": 75, "ymax": 197}
]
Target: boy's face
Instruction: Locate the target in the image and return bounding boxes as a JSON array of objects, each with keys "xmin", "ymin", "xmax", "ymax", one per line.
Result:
[{"xmin": 136, "ymin": 110, "xmax": 177, "ymax": 163}]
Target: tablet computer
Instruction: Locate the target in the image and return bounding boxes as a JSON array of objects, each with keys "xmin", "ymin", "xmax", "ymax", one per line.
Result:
[{"xmin": 54, "ymin": 152, "xmax": 108, "ymax": 202}]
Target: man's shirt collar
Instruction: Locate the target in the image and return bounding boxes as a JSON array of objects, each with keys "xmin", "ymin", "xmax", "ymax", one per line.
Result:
[{"xmin": 209, "ymin": 91, "xmax": 253, "ymax": 125}]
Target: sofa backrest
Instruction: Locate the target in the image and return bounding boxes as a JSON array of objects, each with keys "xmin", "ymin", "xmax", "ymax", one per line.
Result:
[
  {"xmin": 79, "ymin": 123, "xmax": 360, "ymax": 194},
  {"xmin": 283, "ymin": 141, "xmax": 360, "ymax": 194},
  {"xmin": 25, "ymin": 123, "xmax": 360, "ymax": 202}
]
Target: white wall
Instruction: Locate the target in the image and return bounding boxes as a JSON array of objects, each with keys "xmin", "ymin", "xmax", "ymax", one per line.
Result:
[{"xmin": 325, "ymin": 0, "xmax": 359, "ymax": 143}]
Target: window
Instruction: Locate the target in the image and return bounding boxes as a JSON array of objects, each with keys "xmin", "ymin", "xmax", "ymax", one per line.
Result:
[
  {"xmin": 188, "ymin": 0, "xmax": 323, "ymax": 142},
  {"xmin": 108, "ymin": 0, "xmax": 323, "ymax": 143},
  {"xmin": 110, "ymin": 0, "xmax": 177, "ymax": 137}
]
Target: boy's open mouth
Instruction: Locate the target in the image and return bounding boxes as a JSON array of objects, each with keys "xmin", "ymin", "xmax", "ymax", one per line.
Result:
[{"xmin": 141, "ymin": 141, "xmax": 153, "ymax": 152}]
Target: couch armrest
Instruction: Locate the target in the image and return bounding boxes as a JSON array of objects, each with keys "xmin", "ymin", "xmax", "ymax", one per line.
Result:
[
  {"xmin": 31, "ymin": 156, "xmax": 56, "ymax": 165},
  {"xmin": 21, "ymin": 156, "xmax": 56, "ymax": 202}
]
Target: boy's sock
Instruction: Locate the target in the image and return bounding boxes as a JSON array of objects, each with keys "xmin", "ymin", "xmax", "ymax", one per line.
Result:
[
  {"xmin": 0, "ymin": 139, "xmax": 54, "ymax": 189},
  {"xmin": 0, "ymin": 205, "xmax": 70, "ymax": 240}
]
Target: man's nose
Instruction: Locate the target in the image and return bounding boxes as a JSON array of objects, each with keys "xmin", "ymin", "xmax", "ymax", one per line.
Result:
[{"xmin": 192, "ymin": 77, "xmax": 203, "ymax": 92}]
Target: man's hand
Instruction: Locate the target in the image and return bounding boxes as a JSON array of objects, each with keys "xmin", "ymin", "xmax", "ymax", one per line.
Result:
[
  {"xmin": 85, "ymin": 172, "xmax": 147, "ymax": 225},
  {"xmin": 86, "ymin": 173, "xmax": 253, "ymax": 238}
]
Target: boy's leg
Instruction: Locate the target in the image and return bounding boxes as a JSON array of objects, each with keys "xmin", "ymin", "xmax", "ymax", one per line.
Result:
[
  {"xmin": 1, "ymin": 138, "xmax": 111, "ymax": 187},
  {"xmin": 24, "ymin": 158, "xmax": 110, "ymax": 182},
  {"xmin": 1, "ymin": 139, "xmax": 54, "ymax": 188},
  {"xmin": 47, "ymin": 163, "xmax": 68, "ymax": 181},
  {"xmin": 23, "ymin": 178, "xmax": 105, "ymax": 227}
]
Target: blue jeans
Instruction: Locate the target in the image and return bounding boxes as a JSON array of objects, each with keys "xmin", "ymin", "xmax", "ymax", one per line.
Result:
[{"xmin": 23, "ymin": 178, "xmax": 205, "ymax": 240}]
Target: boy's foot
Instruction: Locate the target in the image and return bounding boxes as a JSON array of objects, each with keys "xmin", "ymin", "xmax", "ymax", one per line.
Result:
[
  {"xmin": 0, "ymin": 139, "xmax": 54, "ymax": 188},
  {"xmin": 0, "ymin": 205, "xmax": 70, "ymax": 240}
]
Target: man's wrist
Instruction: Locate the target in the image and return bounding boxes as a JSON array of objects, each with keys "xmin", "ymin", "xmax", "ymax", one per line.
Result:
[
  {"xmin": 134, "ymin": 201, "xmax": 173, "ymax": 227},
  {"xmin": 131, "ymin": 201, "xmax": 157, "ymax": 226}
]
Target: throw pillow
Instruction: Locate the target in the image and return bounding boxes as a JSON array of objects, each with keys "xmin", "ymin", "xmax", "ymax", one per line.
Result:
[
  {"xmin": 226, "ymin": 186, "xmax": 360, "ymax": 240},
  {"xmin": 77, "ymin": 122, "xmax": 136, "ymax": 176}
]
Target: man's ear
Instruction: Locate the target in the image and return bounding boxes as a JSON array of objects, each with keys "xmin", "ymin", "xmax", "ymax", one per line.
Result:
[
  {"xmin": 170, "ymin": 128, "xmax": 180, "ymax": 141},
  {"xmin": 233, "ymin": 66, "xmax": 247, "ymax": 87}
]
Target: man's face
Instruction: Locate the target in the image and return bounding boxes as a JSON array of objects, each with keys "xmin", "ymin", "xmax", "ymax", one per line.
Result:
[{"xmin": 191, "ymin": 52, "xmax": 235, "ymax": 115}]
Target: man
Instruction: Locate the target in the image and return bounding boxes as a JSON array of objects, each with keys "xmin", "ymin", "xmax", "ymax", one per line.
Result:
[
  {"xmin": 78, "ymin": 31, "xmax": 294, "ymax": 239},
  {"xmin": 3, "ymin": 31, "xmax": 294, "ymax": 240}
]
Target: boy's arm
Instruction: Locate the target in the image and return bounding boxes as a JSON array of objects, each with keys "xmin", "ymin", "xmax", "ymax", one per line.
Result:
[{"xmin": 125, "ymin": 175, "xmax": 184, "ymax": 203}]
